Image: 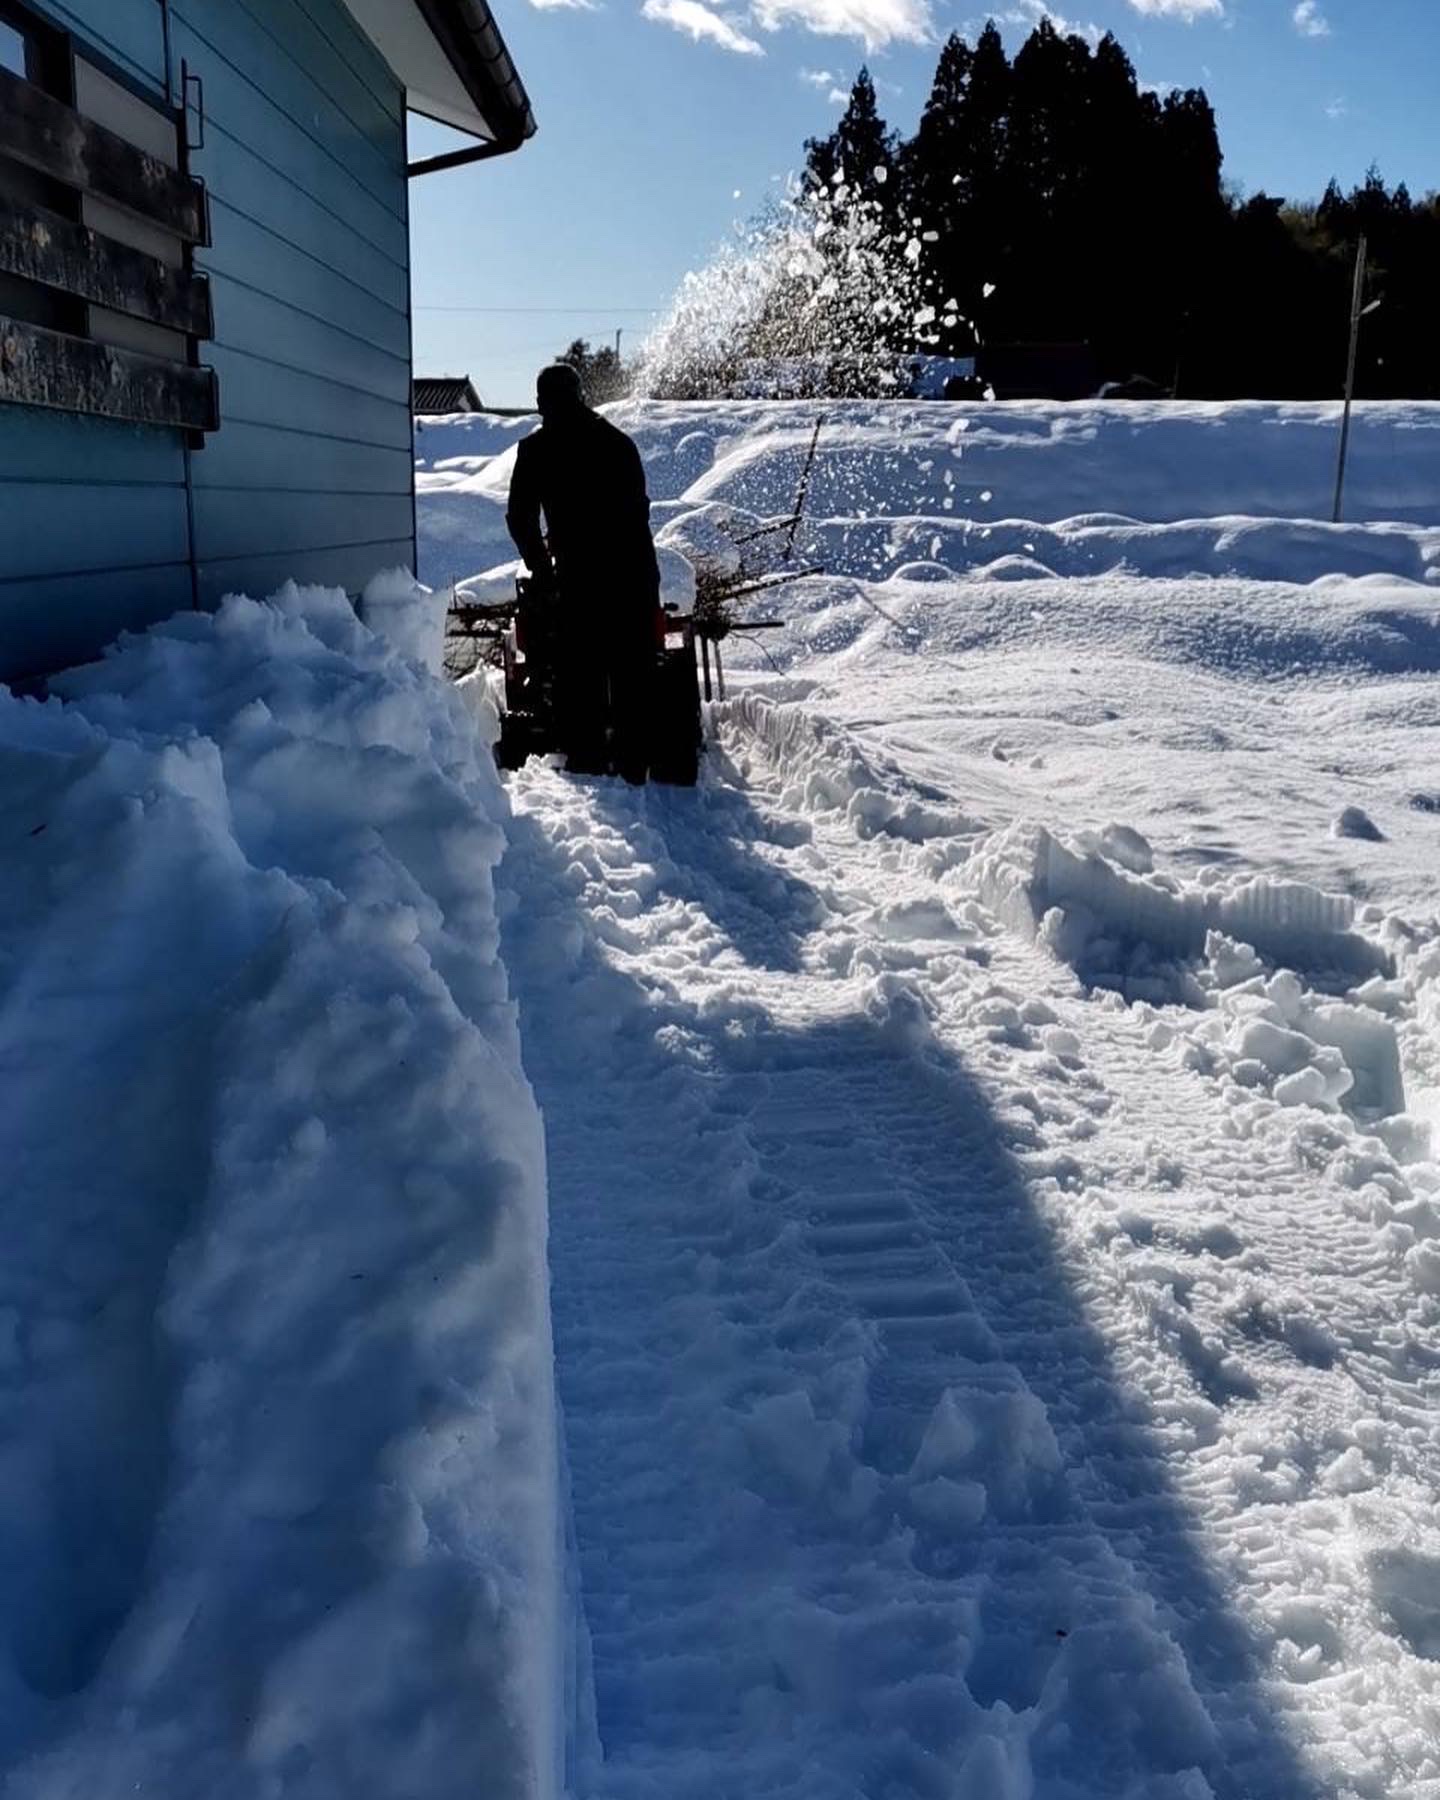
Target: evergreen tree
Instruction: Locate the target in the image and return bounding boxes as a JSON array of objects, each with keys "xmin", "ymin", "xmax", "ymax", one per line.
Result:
[
  {"xmin": 1002, "ymin": 20, "xmax": 1097, "ymax": 339},
  {"xmin": 956, "ymin": 22, "xmax": 1013, "ymax": 336},
  {"xmin": 1074, "ymin": 34, "xmax": 1153, "ymax": 371},
  {"xmin": 777, "ymin": 18, "xmax": 1440, "ymax": 400},
  {"xmin": 804, "ymin": 68, "xmax": 897, "ymax": 204},
  {"xmin": 555, "ymin": 338, "xmax": 630, "ymax": 404},
  {"xmin": 899, "ymin": 35, "xmax": 975, "ymax": 347}
]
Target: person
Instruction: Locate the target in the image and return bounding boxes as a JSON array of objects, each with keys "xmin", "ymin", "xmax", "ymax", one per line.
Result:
[{"xmin": 505, "ymin": 363, "xmax": 661, "ymax": 781}]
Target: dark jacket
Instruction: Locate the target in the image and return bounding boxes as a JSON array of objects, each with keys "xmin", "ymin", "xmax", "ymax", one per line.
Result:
[{"xmin": 505, "ymin": 409, "xmax": 660, "ymax": 608}]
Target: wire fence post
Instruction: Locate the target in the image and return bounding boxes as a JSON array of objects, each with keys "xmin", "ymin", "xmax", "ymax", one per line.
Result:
[{"xmin": 1332, "ymin": 234, "xmax": 1368, "ymax": 524}]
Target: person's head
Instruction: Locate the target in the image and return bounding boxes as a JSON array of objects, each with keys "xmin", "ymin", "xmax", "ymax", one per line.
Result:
[{"xmin": 536, "ymin": 362, "xmax": 587, "ymax": 420}]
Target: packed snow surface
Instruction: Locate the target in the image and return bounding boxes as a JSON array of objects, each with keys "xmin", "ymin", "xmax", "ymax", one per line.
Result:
[
  {"xmin": 0, "ymin": 586, "xmax": 566, "ymax": 1797},
  {"xmin": 432, "ymin": 399, "xmax": 1440, "ymax": 1799}
]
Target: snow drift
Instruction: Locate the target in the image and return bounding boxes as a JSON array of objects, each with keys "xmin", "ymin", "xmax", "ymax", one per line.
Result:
[{"xmin": 0, "ymin": 587, "xmax": 565, "ymax": 1798}]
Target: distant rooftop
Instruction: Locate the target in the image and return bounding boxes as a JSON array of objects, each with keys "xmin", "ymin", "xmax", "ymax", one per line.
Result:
[{"xmin": 413, "ymin": 376, "xmax": 485, "ymax": 414}]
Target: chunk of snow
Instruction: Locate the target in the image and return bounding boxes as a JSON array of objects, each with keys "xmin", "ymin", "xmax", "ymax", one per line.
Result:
[
  {"xmin": 1334, "ymin": 805, "xmax": 1385, "ymax": 841},
  {"xmin": 359, "ymin": 566, "xmax": 446, "ymax": 675}
]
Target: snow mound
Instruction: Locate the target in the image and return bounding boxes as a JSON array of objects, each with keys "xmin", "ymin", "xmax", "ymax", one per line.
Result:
[
  {"xmin": 614, "ymin": 398, "xmax": 1440, "ymax": 526},
  {"xmin": 413, "ymin": 411, "xmax": 537, "ymax": 471},
  {"xmin": 971, "ymin": 822, "xmax": 1391, "ymax": 1000},
  {"xmin": 794, "ymin": 514, "xmax": 1440, "ymax": 587},
  {"xmin": 719, "ymin": 691, "xmax": 981, "ymax": 843},
  {"xmin": 0, "ymin": 586, "xmax": 565, "ymax": 1797},
  {"xmin": 359, "ymin": 565, "xmax": 447, "ymax": 673},
  {"xmin": 417, "ymin": 401, "xmax": 1440, "ymax": 600}
]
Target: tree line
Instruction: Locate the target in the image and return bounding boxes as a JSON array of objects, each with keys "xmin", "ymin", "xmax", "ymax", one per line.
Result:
[{"xmin": 802, "ymin": 21, "xmax": 1439, "ymax": 399}]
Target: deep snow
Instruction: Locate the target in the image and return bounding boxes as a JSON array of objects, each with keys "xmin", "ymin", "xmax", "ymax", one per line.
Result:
[
  {"xmin": 0, "ymin": 584, "xmax": 566, "ymax": 1797},
  {"xmin": 7, "ymin": 398, "xmax": 1440, "ymax": 1798}
]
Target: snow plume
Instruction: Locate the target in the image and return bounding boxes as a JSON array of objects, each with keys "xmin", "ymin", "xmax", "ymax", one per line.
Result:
[
  {"xmin": 634, "ymin": 180, "xmax": 935, "ymax": 399},
  {"xmin": 0, "ymin": 586, "xmax": 568, "ymax": 1797}
]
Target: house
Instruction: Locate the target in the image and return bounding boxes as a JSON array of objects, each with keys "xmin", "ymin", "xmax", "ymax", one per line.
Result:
[
  {"xmin": 413, "ymin": 375, "xmax": 484, "ymax": 414},
  {"xmin": 0, "ymin": 0, "xmax": 533, "ymax": 685}
]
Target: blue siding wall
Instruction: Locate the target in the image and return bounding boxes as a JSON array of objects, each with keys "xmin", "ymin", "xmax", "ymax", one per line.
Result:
[
  {"xmin": 27, "ymin": 0, "xmax": 166, "ymax": 91},
  {"xmin": 0, "ymin": 1, "xmax": 191, "ymax": 679},
  {"xmin": 175, "ymin": 0, "xmax": 416, "ymax": 607},
  {"xmin": 0, "ymin": 0, "xmax": 418, "ymax": 680}
]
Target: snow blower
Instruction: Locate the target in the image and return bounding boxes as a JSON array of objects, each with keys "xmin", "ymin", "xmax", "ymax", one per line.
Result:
[{"xmin": 451, "ymin": 579, "xmax": 704, "ymax": 786}]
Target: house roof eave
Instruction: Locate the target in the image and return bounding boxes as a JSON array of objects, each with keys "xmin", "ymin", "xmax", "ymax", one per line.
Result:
[{"xmin": 339, "ymin": 0, "xmax": 535, "ymax": 153}]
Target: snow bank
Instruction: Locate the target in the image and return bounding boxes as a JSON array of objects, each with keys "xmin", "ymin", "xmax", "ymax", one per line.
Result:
[
  {"xmin": 719, "ymin": 689, "xmax": 980, "ymax": 843},
  {"xmin": 359, "ymin": 566, "xmax": 448, "ymax": 673},
  {"xmin": 614, "ymin": 398, "xmax": 1440, "ymax": 525},
  {"xmin": 413, "ymin": 411, "xmax": 537, "ymax": 471},
  {"xmin": 0, "ymin": 586, "xmax": 565, "ymax": 1797},
  {"xmin": 423, "ymin": 398, "xmax": 1440, "ymax": 608},
  {"xmin": 970, "ymin": 822, "xmax": 1390, "ymax": 994}
]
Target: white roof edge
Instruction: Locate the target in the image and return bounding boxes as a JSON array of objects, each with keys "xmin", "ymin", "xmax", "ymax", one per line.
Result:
[{"xmin": 340, "ymin": 0, "xmax": 511, "ymax": 142}]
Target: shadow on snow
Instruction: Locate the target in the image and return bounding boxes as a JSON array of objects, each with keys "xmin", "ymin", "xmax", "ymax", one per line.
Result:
[{"xmin": 501, "ymin": 778, "xmax": 1322, "ymax": 1800}]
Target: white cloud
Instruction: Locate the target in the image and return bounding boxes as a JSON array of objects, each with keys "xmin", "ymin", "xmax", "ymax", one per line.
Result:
[
  {"xmin": 750, "ymin": 0, "xmax": 933, "ymax": 52},
  {"xmin": 989, "ymin": 1, "xmax": 1103, "ymax": 44},
  {"xmin": 642, "ymin": 0, "xmax": 765, "ymax": 51},
  {"xmin": 1125, "ymin": 0, "xmax": 1223, "ymax": 19},
  {"xmin": 798, "ymin": 66, "xmax": 850, "ymax": 98},
  {"xmin": 1325, "ymin": 94, "xmax": 1347, "ymax": 119},
  {"xmin": 528, "ymin": 0, "xmax": 597, "ymax": 10},
  {"xmin": 1293, "ymin": 0, "xmax": 1331, "ymax": 36}
]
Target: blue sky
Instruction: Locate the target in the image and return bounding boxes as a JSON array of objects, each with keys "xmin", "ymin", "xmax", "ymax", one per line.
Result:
[{"xmin": 408, "ymin": 0, "xmax": 1439, "ymax": 406}]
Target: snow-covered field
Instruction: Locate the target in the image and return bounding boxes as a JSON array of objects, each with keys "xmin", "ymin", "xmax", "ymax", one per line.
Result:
[{"xmin": 5, "ymin": 398, "xmax": 1440, "ymax": 1797}]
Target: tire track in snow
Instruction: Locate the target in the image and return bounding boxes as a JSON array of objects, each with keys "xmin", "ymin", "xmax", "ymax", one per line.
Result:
[
  {"xmin": 500, "ymin": 750, "xmax": 1327, "ymax": 1799},
  {"xmin": 719, "ymin": 695, "xmax": 1440, "ymax": 1800}
]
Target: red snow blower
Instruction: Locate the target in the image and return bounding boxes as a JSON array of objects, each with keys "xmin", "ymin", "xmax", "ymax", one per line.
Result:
[
  {"xmin": 445, "ymin": 416, "xmax": 822, "ymax": 785},
  {"xmin": 450, "ymin": 579, "xmax": 704, "ymax": 786}
]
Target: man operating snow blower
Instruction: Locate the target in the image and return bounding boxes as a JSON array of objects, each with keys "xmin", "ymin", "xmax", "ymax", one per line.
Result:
[{"xmin": 505, "ymin": 363, "xmax": 662, "ymax": 783}]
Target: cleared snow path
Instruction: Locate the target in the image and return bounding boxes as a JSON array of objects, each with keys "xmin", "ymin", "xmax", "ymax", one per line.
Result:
[{"xmin": 499, "ymin": 702, "xmax": 1440, "ymax": 1799}]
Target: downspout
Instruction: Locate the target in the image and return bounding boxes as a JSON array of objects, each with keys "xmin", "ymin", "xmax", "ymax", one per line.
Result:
[
  {"xmin": 402, "ymin": 105, "xmax": 418, "ymax": 580},
  {"xmin": 163, "ymin": 0, "xmax": 206, "ymax": 610},
  {"xmin": 407, "ymin": 134, "xmax": 526, "ymax": 177}
]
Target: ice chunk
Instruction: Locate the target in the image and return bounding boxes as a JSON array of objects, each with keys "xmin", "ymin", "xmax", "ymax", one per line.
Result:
[{"xmin": 1334, "ymin": 805, "xmax": 1385, "ymax": 841}]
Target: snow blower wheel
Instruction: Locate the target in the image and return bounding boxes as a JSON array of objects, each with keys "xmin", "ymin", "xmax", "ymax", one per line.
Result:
[
  {"xmin": 492, "ymin": 579, "xmax": 702, "ymax": 787},
  {"xmin": 649, "ymin": 605, "xmax": 703, "ymax": 788}
]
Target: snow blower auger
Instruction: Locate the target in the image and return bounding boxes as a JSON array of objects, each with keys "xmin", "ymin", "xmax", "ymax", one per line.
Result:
[{"xmin": 449, "ymin": 578, "xmax": 705, "ymax": 786}]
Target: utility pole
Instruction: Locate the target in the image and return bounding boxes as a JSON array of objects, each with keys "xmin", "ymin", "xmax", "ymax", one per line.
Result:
[
  {"xmin": 1332, "ymin": 235, "xmax": 1369, "ymax": 524},
  {"xmin": 614, "ymin": 327, "xmax": 623, "ymax": 360}
]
